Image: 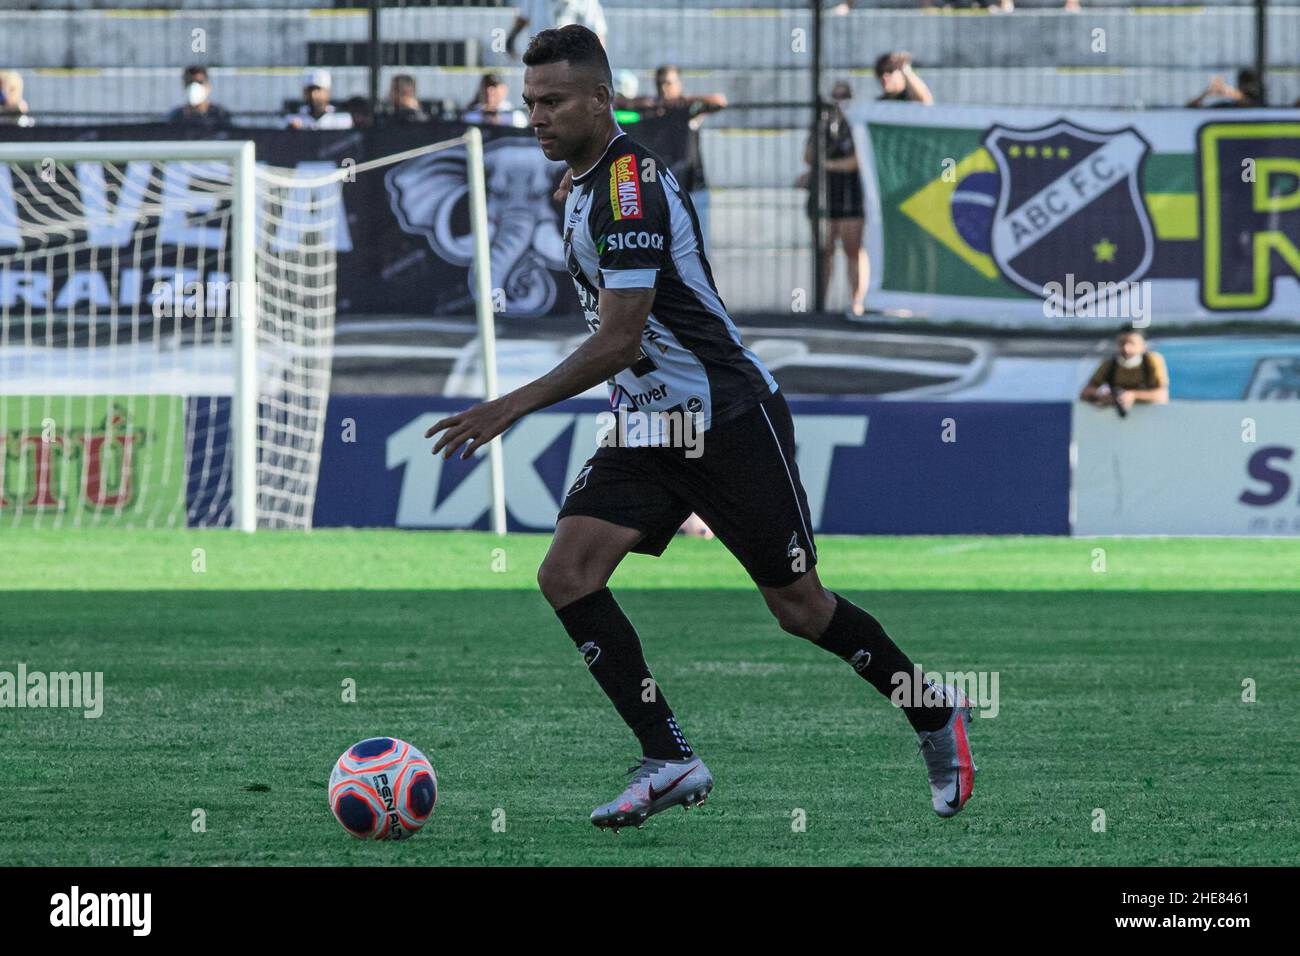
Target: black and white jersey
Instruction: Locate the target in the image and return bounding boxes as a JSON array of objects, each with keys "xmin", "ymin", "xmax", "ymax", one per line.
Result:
[{"xmin": 562, "ymin": 130, "xmax": 776, "ymax": 438}]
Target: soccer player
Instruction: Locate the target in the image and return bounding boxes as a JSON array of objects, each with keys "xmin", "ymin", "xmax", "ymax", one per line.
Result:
[{"xmin": 425, "ymin": 25, "xmax": 976, "ymax": 830}]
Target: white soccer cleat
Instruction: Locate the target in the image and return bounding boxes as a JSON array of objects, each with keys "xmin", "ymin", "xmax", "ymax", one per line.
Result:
[
  {"xmin": 916, "ymin": 684, "xmax": 977, "ymax": 819},
  {"xmin": 590, "ymin": 756, "xmax": 713, "ymax": 832}
]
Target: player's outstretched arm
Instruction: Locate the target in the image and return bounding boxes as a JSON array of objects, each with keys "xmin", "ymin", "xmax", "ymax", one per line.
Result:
[{"xmin": 425, "ymin": 287, "xmax": 655, "ymax": 460}]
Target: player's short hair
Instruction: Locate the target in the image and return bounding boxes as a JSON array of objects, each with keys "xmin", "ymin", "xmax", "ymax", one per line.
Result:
[
  {"xmin": 391, "ymin": 74, "xmax": 416, "ymax": 96},
  {"xmin": 522, "ymin": 24, "xmax": 613, "ymax": 90},
  {"xmin": 874, "ymin": 52, "xmax": 912, "ymax": 78},
  {"xmin": 183, "ymin": 65, "xmax": 209, "ymax": 86},
  {"xmin": 1117, "ymin": 323, "xmax": 1145, "ymax": 338},
  {"xmin": 655, "ymin": 64, "xmax": 679, "ymax": 85}
]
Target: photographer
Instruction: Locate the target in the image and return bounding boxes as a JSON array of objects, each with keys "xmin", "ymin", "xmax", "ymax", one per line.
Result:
[{"xmin": 1080, "ymin": 325, "xmax": 1169, "ymax": 416}]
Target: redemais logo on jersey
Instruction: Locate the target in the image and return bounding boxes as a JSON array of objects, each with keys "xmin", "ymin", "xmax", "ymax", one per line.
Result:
[{"xmin": 609, "ymin": 154, "xmax": 642, "ymax": 221}]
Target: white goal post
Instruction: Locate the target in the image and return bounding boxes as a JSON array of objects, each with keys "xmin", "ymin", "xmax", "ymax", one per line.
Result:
[
  {"xmin": 464, "ymin": 127, "xmax": 507, "ymax": 537},
  {"xmin": 0, "ymin": 132, "xmax": 504, "ymax": 533}
]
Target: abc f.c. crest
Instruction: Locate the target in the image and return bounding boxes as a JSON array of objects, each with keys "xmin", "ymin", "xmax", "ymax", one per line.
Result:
[{"xmin": 983, "ymin": 120, "xmax": 1154, "ymax": 305}]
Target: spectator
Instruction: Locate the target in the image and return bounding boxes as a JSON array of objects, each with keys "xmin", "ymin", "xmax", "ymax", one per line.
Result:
[
  {"xmin": 1079, "ymin": 325, "xmax": 1170, "ymax": 415},
  {"xmin": 799, "ymin": 80, "xmax": 867, "ymax": 316},
  {"xmin": 166, "ymin": 66, "xmax": 232, "ymax": 130},
  {"xmin": 343, "ymin": 95, "xmax": 374, "ymax": 130},
  {"xmin": 284, "ymin": 69, "xmax": 353, "ymax": 130},
  {"xmin": 625, "ymin": 64, "xmax": 726, "ymax": 250},
  {"xmin": 831, "ymin": 0, "xmax": 1033, "ymax": 11},
  {"xmin": 832, "ymin": 0, "xmax": 1032, "ymax": 9},
  {"xmin": 612, "ymin": 69, "xmax": 639, "ymax": 107},
  {"xmin": 0, "ymin": 69, "xmax": 34, "ymax": 127},
  {"xmin": 967, "ymin": 0, "xmax": 1016, "ymax": 10},
  {"xmin": 1188, "ymin": 69, "xmax": 1263, "ymax": 108},
  {"xmin": 875, "ymin": 52, "xmax": 934, "ymax": 105},
  {"xmin": 462, "ymin": 74, "xmax": 528, "ymax": 127},
  {"xmin": 506, "ymin": 0, "xmax": 606, "ymax": 59},
  {"xmin": 382, "ymin": 74, "xmax": 431, "ymax": 124},
  {"xmin": 649, "ymin": 64, "xmax": 725, "ymax": 112}
]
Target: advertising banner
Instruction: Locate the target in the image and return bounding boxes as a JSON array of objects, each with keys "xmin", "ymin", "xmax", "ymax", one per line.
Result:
[
  {"xmin": 849, "ymin": 103, "xmax": 1300, "ymax": 327},
  {"xmin": 313, "ymin": 395, "xmax": 1071, "ymax": 535},
  {"xmin": 0, "ymin": 117, "xmax": 690, "ymax": 319},
  {"xmin": 1073, "ymin": 401, "xmax": 1300, "ymax": 535},
  {"xmin": 0, "ymin": 394, "xmax": 186, "ymax": 527}
]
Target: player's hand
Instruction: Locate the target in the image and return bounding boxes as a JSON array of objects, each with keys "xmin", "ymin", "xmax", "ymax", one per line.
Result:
[
  {"xmin": 424, "ymin": 397, "xmax": 518, "ymax": 460},
  {"xmin": 1116, "ymin": 390, "xmax": 1136, "ymax": 412}
]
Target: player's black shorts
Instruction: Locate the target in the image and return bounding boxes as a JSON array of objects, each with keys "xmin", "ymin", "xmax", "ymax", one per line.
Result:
[{"xmin": 556, "ymin": 389, "xmax": 817, "ymax": 588}]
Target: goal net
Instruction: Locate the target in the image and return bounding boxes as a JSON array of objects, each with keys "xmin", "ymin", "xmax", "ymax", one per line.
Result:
[
  {"xmin": 0, "ymin": 131, "xmax": 504, "ymax": 533},
  {"xmin": 0, "ymin": 142, "xmax": 339, "ymax": 530}
]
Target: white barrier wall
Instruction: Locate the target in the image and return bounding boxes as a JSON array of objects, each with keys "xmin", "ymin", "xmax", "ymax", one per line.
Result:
[{"xmin": 1073, "ymin": 402, "xmax": 1300, "ymax": 536}]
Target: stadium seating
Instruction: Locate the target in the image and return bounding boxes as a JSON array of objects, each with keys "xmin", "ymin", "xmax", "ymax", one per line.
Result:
[{"xmin": 1, "ymin": 5, "xmax": 1295, "ymax": 111}]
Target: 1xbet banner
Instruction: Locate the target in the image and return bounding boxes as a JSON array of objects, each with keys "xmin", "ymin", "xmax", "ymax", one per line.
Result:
[
  {"xmin": 312, "ymin": 395, "xmax": 1070, "ymax": 534},
  {"xmin": 849, "ymin": 103, "xmax": 1300, "ymax": 326}
]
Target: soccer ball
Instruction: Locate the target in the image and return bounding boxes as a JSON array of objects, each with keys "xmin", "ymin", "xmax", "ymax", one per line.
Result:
[{"xmin": 329, "ymin": 737, "xmax": 438, "ymax": 840}]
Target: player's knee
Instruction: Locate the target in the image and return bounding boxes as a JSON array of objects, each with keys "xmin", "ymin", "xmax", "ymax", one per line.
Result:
[
  {"xmin": 537, "ymin": 558, "xmax": 598, "ymax": 609},
  {"xmin": 535, "ymin": 559, "xmax": 567, "ymax": 606},
  {"xmin": 770, "ymin": 597, "xmax": 822, "ymax": 640},
  {"xmin": 767, "ymin": 585, "xmax": 835, "ymax": 640}
]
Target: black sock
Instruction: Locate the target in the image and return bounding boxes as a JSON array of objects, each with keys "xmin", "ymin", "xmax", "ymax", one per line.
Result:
[
  {"xmin": 814, "ymin": 593, "xmax": 952, "ymax": 733},
  {"xmin": 555, "ymin": 587, "xmax": 693, "ymax": 761}
]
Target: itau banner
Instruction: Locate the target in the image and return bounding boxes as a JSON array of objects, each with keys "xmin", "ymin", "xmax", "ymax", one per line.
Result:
[
  {"xmin": 0, "ymin": 395, "xmax": 187, "ymax": 528},
  {"xmin": 848, "ymin": 103, "xmax": 1300, "ymax": 327}
]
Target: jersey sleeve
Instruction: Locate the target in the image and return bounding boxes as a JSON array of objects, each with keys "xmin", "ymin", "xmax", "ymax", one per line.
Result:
[{"xmin": 587, "ymin": 150, "xmax": 670, "ymax": 290}]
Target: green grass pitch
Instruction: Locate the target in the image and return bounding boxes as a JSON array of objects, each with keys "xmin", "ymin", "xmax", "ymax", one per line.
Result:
[{"xmin": 2, "ymin": 530, "xmax": 1298, "ymax": 866}]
